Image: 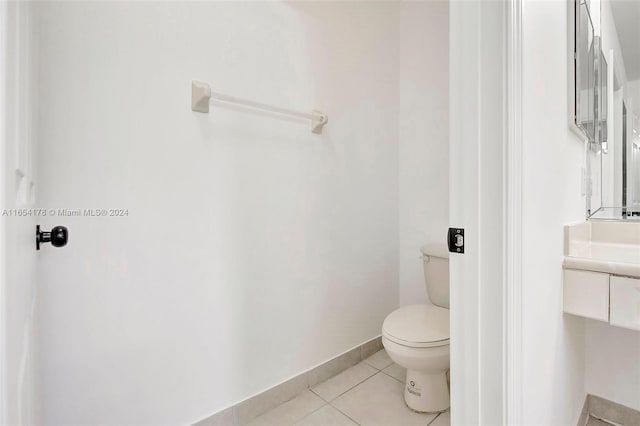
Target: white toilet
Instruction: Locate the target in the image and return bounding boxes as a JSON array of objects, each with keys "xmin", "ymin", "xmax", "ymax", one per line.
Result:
[{"xmin": 382, "ymin": 244, "xmax": 450, "ymax": 413}]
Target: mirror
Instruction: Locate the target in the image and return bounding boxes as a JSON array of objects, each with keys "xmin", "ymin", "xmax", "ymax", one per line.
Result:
[
  {"xmin": 575, "ymin": 0, "xmax": 640, "ymax": 220},
  {"xmin": 588, "ymin": 35, "xmax": 605, "ymax": 217},
  {"xmin": 574, "ymin": 0, "xmax": 596, "ymax": 141},
  {"xmin": 599, "ymin": 49, "xmax": 608, "ymax": 145}
]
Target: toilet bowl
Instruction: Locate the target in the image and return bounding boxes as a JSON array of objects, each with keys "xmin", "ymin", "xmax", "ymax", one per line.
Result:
[
  {"xmin": 382, "ymin": 304, "xmax": 449, "ymax": 413},
  {"xmin": 381, "ymin": 244, "xmax": 450, "ymax": 413}
]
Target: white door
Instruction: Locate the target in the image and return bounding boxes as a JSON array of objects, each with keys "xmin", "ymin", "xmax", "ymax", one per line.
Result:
[{"xmin": 1, "ymin": 2, "xmax": 40, "ymax": 424}]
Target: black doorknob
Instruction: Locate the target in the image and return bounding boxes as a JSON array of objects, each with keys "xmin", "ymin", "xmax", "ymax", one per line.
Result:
[{"xmin": 36, "ymin": 225, "xmax": 68, "ymax": 250}]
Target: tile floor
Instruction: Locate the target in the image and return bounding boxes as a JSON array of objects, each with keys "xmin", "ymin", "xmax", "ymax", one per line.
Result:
[
  {"xmin": 247, "ymin": 349, "xmax": 450, "ymax": 426},
  {"xmin": 586, "ymin": 416, "xmax": 614, "ymax": 426}
]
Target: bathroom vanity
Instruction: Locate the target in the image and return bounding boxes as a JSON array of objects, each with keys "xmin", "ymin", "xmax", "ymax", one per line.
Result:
[
  {"xmin": 563, "ymin": 221, "xmax": 640, "ymax": 330},
  {"xmin": 565, "ymin": 0, "xmax": 640, "ymax": 331}
]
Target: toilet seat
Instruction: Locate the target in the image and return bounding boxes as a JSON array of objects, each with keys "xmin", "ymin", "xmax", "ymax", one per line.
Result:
[{"xmin": 382, "ymin": 304, "xmax": 449, "ymax": 348}]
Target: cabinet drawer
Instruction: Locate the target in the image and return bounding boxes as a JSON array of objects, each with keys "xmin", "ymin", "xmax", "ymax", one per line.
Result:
[
  {"xmin": 610, "ymin": 276, "xmax": 640, "ymax": 331},
  {"xmin": 563, "ymin": 269, "xmax": 610, "ymax": 321}
]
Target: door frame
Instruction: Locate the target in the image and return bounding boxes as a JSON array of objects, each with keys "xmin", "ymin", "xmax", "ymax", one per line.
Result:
[
  {"xmin": 505, "ymin": 0, "xmax": 523, "ymax": 423},
  {"xmin": 449, "ymin": 0, "xmax": 523, "ymax": 423},
  {"xmin": 0, "ymin": 1, "xmax": 527, "ymax": 423},
  {"xmin": 0, "ymin": 1, "xmax": 8, "ymax": 423}
]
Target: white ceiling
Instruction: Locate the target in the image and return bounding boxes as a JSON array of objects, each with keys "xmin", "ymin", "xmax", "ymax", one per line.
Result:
[{"xmin": 610, "ymin": 0, "xmax": 640, "ymax": 81}]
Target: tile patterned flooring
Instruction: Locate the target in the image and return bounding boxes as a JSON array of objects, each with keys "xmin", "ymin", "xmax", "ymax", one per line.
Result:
[{"xmin": 247, "ymin": 349, "xmax": 450, "ymax": 426}]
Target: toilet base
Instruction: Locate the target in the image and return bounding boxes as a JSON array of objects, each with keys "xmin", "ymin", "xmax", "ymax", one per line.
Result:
[{"xmin": 404, "ymin": 370, "xmax": 450, "ymax": 413}]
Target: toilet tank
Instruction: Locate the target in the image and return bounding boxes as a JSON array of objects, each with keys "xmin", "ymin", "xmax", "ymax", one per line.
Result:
[{"xmin": 421, "ymin": 244, "xmax": 450, "ymax": 309}]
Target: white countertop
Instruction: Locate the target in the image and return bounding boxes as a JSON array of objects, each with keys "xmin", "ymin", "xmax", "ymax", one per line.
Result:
[
  {"xmin": 563, "ymin": 242, "xmax": 640, "ymax": 277},
  {"xmin": 563, "ymin": 222, "xmax": 640, "ymax": 277}
]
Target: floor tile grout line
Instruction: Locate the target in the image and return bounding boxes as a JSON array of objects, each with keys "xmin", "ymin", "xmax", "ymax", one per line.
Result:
[
  {"xmin": 361, "ymin": 359, "xmax": 393, "ymax": 372},
  {"xmin": 326, "ymin": 400, "xmax": 362, "ymax": 426},
  {"xmin": 246, "ymin": 392, "xmax": 326, "ymax": 426},
  {"xmin": 327, "ymin": 370, "xmax": 378, "ymax": 402},
  {"xmin": 308, "ymin": 387, "xmax": 324, "ymax": 400},
  {"xmin": 308, "ymin": 387, "xmax": 336, "ymax": 404},
  {"xmin": 290, "ymin": 402, "xmax": 329, "ymax": 426},
  {"xmin": 427, "ymin": 412, "xmax": 441, "ymax": 425},
  {"xmin": 311, "ymin": 368, "xmax": 380, "ymax": 404},
  {"xmin": 361, "ymin": 350, "xmax": 393, "ymax": 371},
  {"xmin": 327, "ymin": 371, "xmax": 423, "ymax": 426},
  {"xmin": 379, "ymin": 369, "xmax": 405, "ymax": 384},
  {"xmin": 360, "ymin": 359, "xmax": 381, "ymax": 371}
]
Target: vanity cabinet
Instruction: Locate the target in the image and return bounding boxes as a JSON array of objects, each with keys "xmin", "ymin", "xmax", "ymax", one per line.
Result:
[
  {"xmin": 563, "ymin": 269, "xmax": 609, "ymax": 322},
  {"xmin": 563, "ymin": 221, "xmax": 640, "ymax": 331},
  {"xmin": 610, "ymin": 276, "xmax": 640, "ymax": 331},
  {"xmin": 563, "ymin": 270, "xmax": 640, "ymax": 331}
]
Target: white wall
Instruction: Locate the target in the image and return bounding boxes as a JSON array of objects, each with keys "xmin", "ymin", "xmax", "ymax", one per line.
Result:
[
  {"xmin": 34, "ymin": 2, "xmax": 401, "ymax": 425},
  {"xmin": 1, "ymin": 2, "xmax": 40, "ymax": 425},
  {"xmin": 585, "ymin": 320, "xmax": 640, "ymax": 411},
  {"xmin": 521, "ymin": 1, "xmax": 588, "ymax": 424},
  {"xmin": 398, "ymin": 1, "xmax": 449, "ymax": 306},
  {"xmin": 601, "ymin": 0, "xmax": 627, "ymax": 85}
]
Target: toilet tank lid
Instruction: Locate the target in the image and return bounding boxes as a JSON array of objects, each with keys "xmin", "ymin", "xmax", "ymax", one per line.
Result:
[{"xmin": 420, "ymin": 243, "xmax": 449, "ymax": 259}]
